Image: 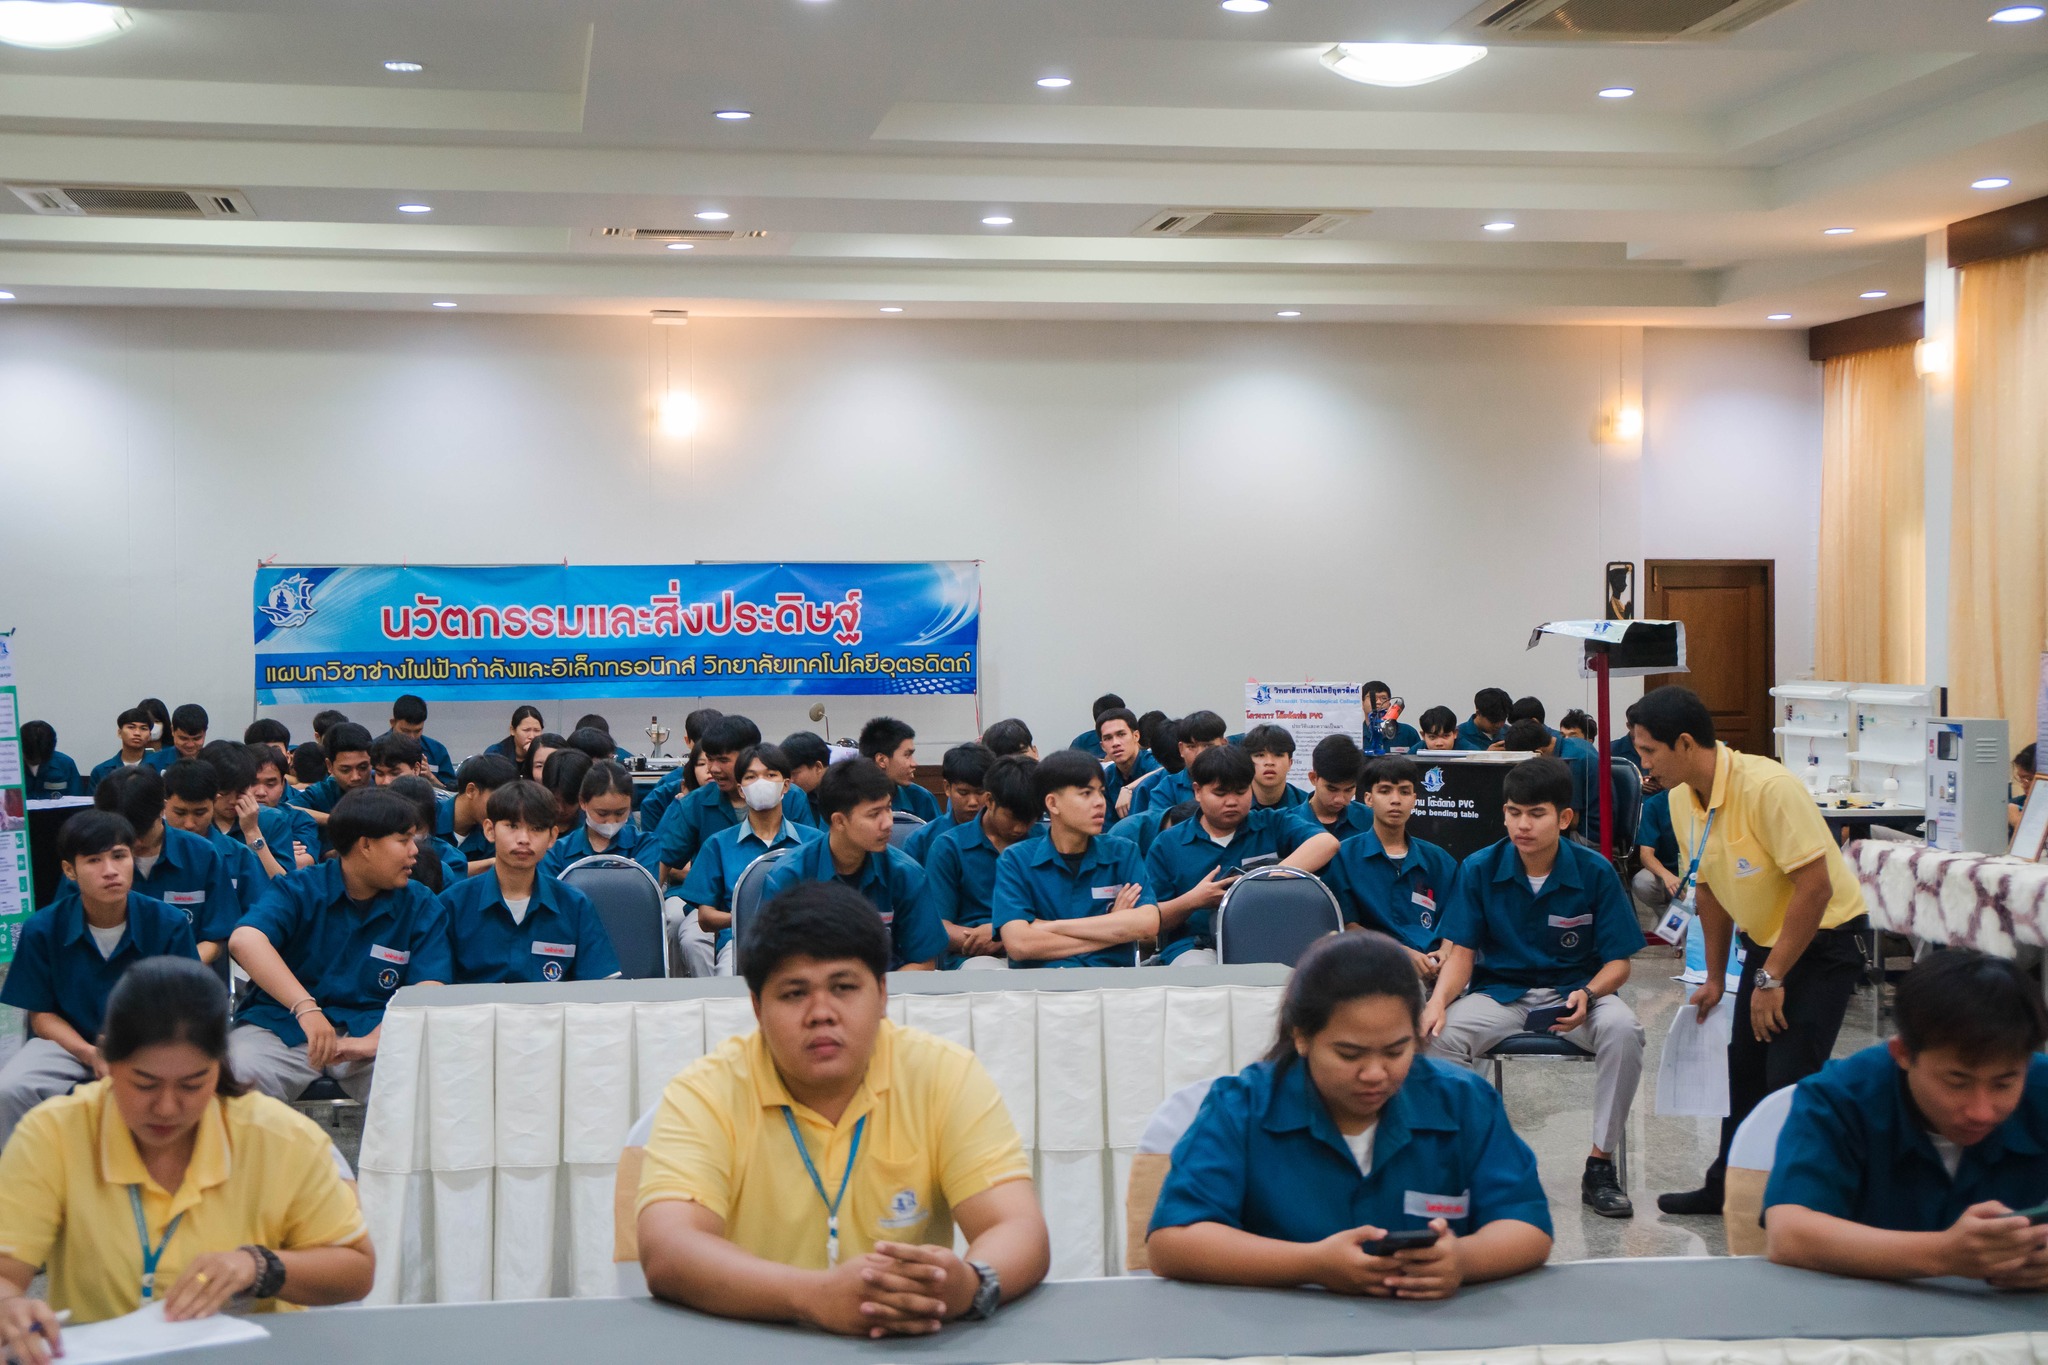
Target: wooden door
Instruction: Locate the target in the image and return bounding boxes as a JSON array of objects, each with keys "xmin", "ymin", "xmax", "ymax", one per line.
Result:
[{"xmin": 1643, "ymin": 560, "xmax": 1775, "ymax": 755}]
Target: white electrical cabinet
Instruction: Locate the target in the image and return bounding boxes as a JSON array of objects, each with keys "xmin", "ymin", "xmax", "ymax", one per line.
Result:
[
  {"xmin": 1848, "ymin": 684, "xmax": 1936, "ymax": 809},
  {"xmin": 1926, "ymin": 717, "xmax": 2011, "ymax": 853},
  {"xmin": 1771, "ymin": 682, "xmax": 1851, "ymax": 794}
]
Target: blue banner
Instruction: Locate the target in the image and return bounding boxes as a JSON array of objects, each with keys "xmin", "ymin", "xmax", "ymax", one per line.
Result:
[{"xmin": 253, "ymin": 563, "xmax": 980, "ymax": 704}]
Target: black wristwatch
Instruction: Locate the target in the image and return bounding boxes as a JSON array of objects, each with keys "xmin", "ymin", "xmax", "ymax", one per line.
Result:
[
  {"xmin": 962, "ymin": 1259, "xmax": 1000, "ymax": 1320},
  {"xmin": 240, "ymin": 1244, "xmax": 287, "ymax": 1300}
]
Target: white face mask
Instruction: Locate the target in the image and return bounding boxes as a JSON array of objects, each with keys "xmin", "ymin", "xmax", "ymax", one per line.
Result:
[
  {"xmin": 133, "ymin": 853, "xmax": 161, "ymax": 878},
  {"xmin": 587, "ymin": 819, "xmax": 628, "ymax": 839},
  {"xmin": 742, "ymin": 778, "xmax": 784, "ymax": 812}
]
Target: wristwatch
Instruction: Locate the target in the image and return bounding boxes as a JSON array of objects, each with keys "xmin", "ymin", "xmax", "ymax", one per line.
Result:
[
  {"xmin": 1755, "ymin": 968, "xmax": 1787, "ymax": 992},
  {"xmin": 962, "ymin": 1259, "xmax": 1001, "ymax": 1320},
  {"xmin": 248, "ymin": 837, "xmax": 267, "ymax": 852}
]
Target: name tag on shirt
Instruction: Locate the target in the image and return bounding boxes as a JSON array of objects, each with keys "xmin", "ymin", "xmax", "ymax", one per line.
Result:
[
  {"xmin": 1091, "ymin": 885, "xmax": 1120, "ymax": 901},
  {"xmin": 369, "ymin": 944, "xmax": 411, "ymax": 964},
  {"xmin": 1547, "ymin": 913, "xmax": 1593, "ymax": 929},
  {"xmin": 161, "ymin": 890, "xmax": 205, "ymax": 905},
  {"xmin": 1403, "ymin": 1189, "xmax": 1470, "ymax": 1220},
  {"xmin": 531, "ymin": 942, "xmax": 577, "ymax": 958},
  {"xmin": 1410, "ymin": 890, "xmax": 1435, "ymax": 911}
]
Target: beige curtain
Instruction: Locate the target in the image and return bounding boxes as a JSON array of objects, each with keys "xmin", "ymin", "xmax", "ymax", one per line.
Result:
[
  {"xmin": 1950, "ymin": 248, "xmax": 2048, "ymax": 753},
  {"xmin": 1816, "ymin": 343, "xmax": 1924, "ymax": 682}
]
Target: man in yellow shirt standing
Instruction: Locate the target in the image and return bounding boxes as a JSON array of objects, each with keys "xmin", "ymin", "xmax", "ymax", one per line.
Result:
[
  {"xmin": 635, "ymin": 881, "xmax": 1049, "ymax": 1337},
  {"xmin": 1628, "ymin": 687, "xmax": 1871, "ymax": 1217}
]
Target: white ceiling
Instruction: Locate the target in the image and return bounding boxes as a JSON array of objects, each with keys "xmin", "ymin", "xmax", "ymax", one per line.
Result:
[{"xmin": 0, "ymin": 0, "xmax": 2042, "ymax": 325}]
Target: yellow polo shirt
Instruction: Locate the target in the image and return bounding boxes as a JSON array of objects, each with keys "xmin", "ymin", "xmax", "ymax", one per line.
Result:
[
  {"xmin": 636, "ymin": 1020, "xmax": 1029, "ymax": 1267},
  {"xmin": 1669, "ymin": 743, "xmax": 1867, "ymax": 948},
  {"xmin": 0, "ymin": 1081, "xmax": 366, "ymax": 1324}
]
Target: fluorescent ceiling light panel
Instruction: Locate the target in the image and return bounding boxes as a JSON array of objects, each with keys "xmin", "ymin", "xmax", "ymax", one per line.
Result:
[
  {"xmin": 431, "ymin": 300, "xmax": 458, "ymax": 308},
  {"xmin": 1767, "ymin": 313, "xmax": 1792, "ymax": 320},
  {"xmin": 1597, "ymin": 87, "xmax": 1634, "ymax": 98},
  {"xmin": 1860, "ymin": 290, "xmax": 1888, "ymax": 299},
  {"xmin": 1972, "ymin": 177, "xmax": 2012, "ymax": 189},
  {"xmin": 1482, "ymin": 220, "xmax": 1515, "ymax": 231},
  {"xmin": 1989, "ymin": 6, "xmax": 2044, "ymax": 20},
  {"xmin": 714, "ymin": 110, "xmax": 752, "ymax": 120},
  {"xmin": 1221, "ymin": 0, "xmax": 1270, "ymax": 11},
  {"xmin": 1036, "ymin": 76, "xmax": 1071, "ymax": 88},
  {"xmin": 695, "ymin": 210, "xmax": 730, "ymax": 221},
  {"xmin": 397, "ymin": 204, "xmax": 432, "ymax": 213},
  {"xmin": 0, "ymin": 2, "xmax": 131, "ymax": 49},
  {"xmin": 1320, "ymin": 43, "xmax": 1486, "ymax": 88},
  {"xmin": 981, "ymin": 215, "xmax": 1013, "ymax": 226},
  {"xmin": 1822, "ymin": 226, "xmax": 1853, "ymax": 235},
  {"xmin": 383, "ymin": 59, "xmax": 423, "ymax": 72}
]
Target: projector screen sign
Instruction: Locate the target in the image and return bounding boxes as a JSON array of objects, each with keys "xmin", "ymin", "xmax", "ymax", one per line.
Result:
[{"xmin": 1245, "ymin": 681, "xmax": 1364, "ymax": 790}]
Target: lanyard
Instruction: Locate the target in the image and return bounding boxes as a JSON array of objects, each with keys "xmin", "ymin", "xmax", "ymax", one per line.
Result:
[
  {"xmin": 127, "ymin": 1186, "xmax": 184, "ymax": 1302},
  {"xmin": 782, "ymin": 1108, "xmax": 865, "ymax": 1267},
  {"xmin": 1679, "ymin": 807, "xmax": 1718, "ymax": 900}
]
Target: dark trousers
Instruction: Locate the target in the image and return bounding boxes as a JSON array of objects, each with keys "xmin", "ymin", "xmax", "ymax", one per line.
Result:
[{"xmin": 1705, "ymin": 920, "xmax": 1867, "ymax": 1183}]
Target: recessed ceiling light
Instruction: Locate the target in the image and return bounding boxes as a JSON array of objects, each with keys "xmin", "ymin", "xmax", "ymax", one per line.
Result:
[
  {"xmin": 1597, "ymin": 87, "xmax": 1634, "ymax": 99},
  {"xmin": 981, "ymin": 215, "xmax": 1013, "ymax": 226},
  {"xmin": 1973, "ymin": 176, "xmax": 2013, "ymax": 189},
  {"xmin": 0, "ymin": 291, "xmax": 14, "ymax": 301},
  {"xmin": 1990, "ymin": 5, "xmax": 2045, "ymax": 20},
  {"xmin": 1822, "ymin": 226, "xmax": 1854, "ymax": 235},
  {"xmin": 431, "ymin": 301, "xmax": 458, "ymax": 308},
  {"xmin": 666, "ymin": 242, "xmax": 694, "ymax": 250},
  {"xmin": 1767, "ymin": 313, "xmax": 1792, "ymax": 321},
  {"xmin": 714, "ymin": 110, "xmax": 752, "ymax": 121},
  {"xmin": 1320, "ymin": 43, "xmax": 1487, "ymax": 88},
  {"xmin": 695, "ymin": 210, "xmax": 730, "ymax": 221},
  {"xmin": 1860, "ymin": 290, "xmax": 1889, "ymax": 299},
  {"xmin": 1036, "ymin": 76, "xmax": 1071, "ymax": 88},
  {"xmin": 879, "ymin": 306, "xmax": 904, "ymax": 313},
  {"xmin": 397, "ymin": 204, "xmax": 432, "ymax": 214},
  {"xmin": 1482, "ymin": 221, "xmax": 1516, "ymax": 232},
  {"xmin": 1220, "ymin": 0, "xmax": 1269, "ymax": 11},
  {"xmin": 383, "ymin": 59, "xmax": 423, "ymax": 73},
  {"xmin": 1276, "ymin": 310, "xmax": 1301, "ymax": 317},
  {"xmin": 0, "ymin": 2, "xmax": 131, "ymax": 49}
]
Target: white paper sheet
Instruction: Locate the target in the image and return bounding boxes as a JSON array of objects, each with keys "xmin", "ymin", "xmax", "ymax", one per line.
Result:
[
  {"xmin": 1655, "ymin": 997, "xmax": 1734, "ymax": 1118},
  {"xmin": 49, "ymin": 1303, "xmax": 270, "ymax": 1363}
]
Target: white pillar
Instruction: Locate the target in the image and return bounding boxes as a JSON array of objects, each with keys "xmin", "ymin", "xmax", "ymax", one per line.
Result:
[{"xmin": 1922, "ymin": 230, "xmax": 1957, "ymax": 689}]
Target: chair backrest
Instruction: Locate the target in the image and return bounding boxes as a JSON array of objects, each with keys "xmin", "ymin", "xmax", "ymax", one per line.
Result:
[
  {"xmin": 729, "ymin": 845, "xmax": 797, "ymax": 973},
  {"xmin": 1724, "ymin": 1084, "xmax": 1799, "ymax": 1256},
  {"xmin": 560, "ymin": 855, "xmax": 667, "ymax": 979},
  {"xmin": 888, "ymin": 810, "xmax": 926, "ymax": 848},
  {"xmin": 1214, "ymin": 867, "xmax": 1343, "ymax": 966},
  {"xmin": 613, "ymin": 1103, "xmax": 661, "ymax": 1295},
  {"xmin": 1125, "ymin": 1078, "xmax": 1217, "ymax": 1272},
  {"xmin": 1608, "ymin": 757, "xmax": 1644, "ymax": 858}
]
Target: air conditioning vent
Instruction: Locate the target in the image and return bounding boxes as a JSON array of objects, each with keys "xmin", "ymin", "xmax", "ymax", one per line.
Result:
[
  {"xmin": 1137, "ymin": 209, "xmax": 1353, "ymax": 239},
  {"xmin": 8, "ymin": 184, "xmax": 255, "ymax": 219},
  {"xmin": 1462, "ymin": 0, "xmax": 1803, "ymax": 38},
  {"xmin": 595, "ymin": 227, "xmax": 768, "ymax": 243}
]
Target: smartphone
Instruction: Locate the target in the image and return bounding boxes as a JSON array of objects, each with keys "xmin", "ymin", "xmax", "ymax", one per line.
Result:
[
  {"xmin": 1523, "ymin": 1003, "xmax": 1570, "ymax": 1034},
  {"xmin": 2011, "ymin": 1199, "xmax": 2048, "ymax": 1225},
  {"xmin": 1235, "ymin": 852, "xmax": 1280, "ymax": 875},
  {"xmin": 1363, "ymin": 1228, "xmax": 1441, "ymax": 1256}
]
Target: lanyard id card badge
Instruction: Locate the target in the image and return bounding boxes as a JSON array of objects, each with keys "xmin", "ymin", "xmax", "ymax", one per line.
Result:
[{"xmin": 1652, "ymin": 808, "xmax": 1716, "ymax": 946}]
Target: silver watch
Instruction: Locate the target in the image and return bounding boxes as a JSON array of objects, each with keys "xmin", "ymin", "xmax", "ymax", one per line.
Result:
[
  {"xmin": 1755, "ymin": 968, "xmax": 1786, "ymax": 992},
  {"xmin": 963, "ymin": 1259, "xmax": 1000, "ymax": 1320}
]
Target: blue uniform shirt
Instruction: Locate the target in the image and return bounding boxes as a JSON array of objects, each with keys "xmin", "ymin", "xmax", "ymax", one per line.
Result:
[
  {"xmin": 760, "ymin": 837, "xmax": 943, "ymax": 969},
  {"xmin": 418, "ymin": 733, "xmax": 458, "ymax": 788},
  {"xmin": 217, "ymin": 805, "xmax": 298, "ymax": 880},
  {"xmin": 1764, "ymin": 1045, "xmax": 2048, "ymax": 1232},
  {"xmin": 128, "ymin": 825, "xmax": 242, "ymax": 946},
  {"xmin": 141, "ymin": 747, "xmax": 190, "ymax": 773},
  {"xmin": 1253, "ymin": 783, "xmax": 1310, "ymax": 812},
  {"xmin": 1319, "ymin": 828, "xmax": 1461, "ymax": 951},
  {"xmin": 1440, "ymin": 838, "xmax": 1642, "ymax": 1003},
  {"xmin": 917, "ymin": 816, "xmax": 1010, "ymax": 934},
  {"xmin": 89, "ymin": 755, "xmax": 141, "ymax": 792},
  {"xmin": 1102, "ymin": 751, "xmax": 1162, "ymax": 818},
  {"xmin": 1150, "ymin": 1055, "xmax": 1552, "ymax": 1242},
  {"xmin": 206, "ymin": 825, "xmax": 269, "ymax": 904},
  {"xmin": 1558, "ymin": 735, "xmax": 1601, "ymax": 822},
  {"xmin": 991, "ymin": 832, "xmax": 1152, "ymax": 970},
  {"xmin": 1145, "ymin": 808, "xmax": 1310, "ymax": 962},
  {"xmin": 1106, "ymin": 807, "xmax": 1170, "ymax": 857},
  {"xmin": 257, "ymin": 799, "xmax": 320, "ymax": 867},
  {"xmin": 892, "ymin": 779, "xmax": 941, "ymax": 822},
  {"xmin": 287, "ymin": 775, "xmax": 346, "ymax": 813},
  {"xmin": 678, "ymin": 817, "xmax": 818, "ymax": 952},
  {"xmin": 453, "ymin": 822, "xmax": 493, "ymax": 866},
  {"xmin": 424, "ymin": 836, "xmax": 468, "ymax": 886},
  {"xmin": 902, "ymin": 808, "xmax": 973, "ymax": 867},
  {"xmin": 1288, "ymin": 800, "xmax": 1376, "ymax": 844},
  {"xmin": 235, "ymin": 862, "xmax": 452, "ymax": 1047},
  {"xmin": 539, "ymin": 821, "xmax": 661, "ymax": 879},
  {"xmin": 1070, "ymin": 729, "xmax": 1105, "ymax": 758},
  {"xmin": 0, "ymin": 890, "xmax": 199, "ymax": 1038},
  {"xmin": 1139, "ymin": 768, "xmax": 1195, "ymax": 816},
  {"xmin": 636, "ymin": 767, "xmax": 688, "ymax": 832},
  {"xmin": 1363, "ymin": 720, "xmax": 1424, "ymax": 756},
  {"xmin": 1454, "ymin": 719, "xmax": 1499, "ymax": 752},
  {"xmin": 1635, "ymin": 789, "xmax": 1679, "ymax": 868},
  {"xmin": 25, "ymin": 750, "xmax": 84, "ymax": 799},
  {"xmin": 654, "ymin": 780, "xmax": 815, "ymax": 872},
  {"xmin": 438, "ymin": 868, "xmax": 621, "ymax": 985}
]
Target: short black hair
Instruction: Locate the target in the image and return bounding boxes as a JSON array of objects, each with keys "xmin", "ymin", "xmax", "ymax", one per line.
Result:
[
  {"xmin": 386, "ymin": 775, "xmax": 441, "ymax": 831},
  {"xmin": 324, "ymin": 721, "xmax": 374, "ymax": 762},
  {"xmin": 814, "ymin": 754, "xmax": 896, "ymax": 820},
  {"xmin": 161, "ymin": 758, "xmax": 219, "ymax": 805},
  {"xmin": 1096, "ymin": 707, "xmax": 1140, "ymax": 738},
  {"xmin": 1502, "ymin": 755, "xmax": 1574, "ymax": 811},
  {"xmin": 1091, "ymin": 693, "xmax": 1126, "ymax": 718},
  {"xmin": 1161, "ymin": 798, "xmax": 1198, "ymax": 831},
  {"xmin": 1474, "ymin": 689, "xmax": 1512, "ymax": 725},
  {"xmin": 94, "ymin": 765, "xmax": 166, "ymax": 831},
  {"xmin": 1264, "ymin": 931, "xmax": 1420, "ymax": 1067},
  {"xmin": 981, "ymin": 718, "xmax": 1034, "ymax": 758},
  {"xmin": 2015, "ymin": 743, "xmax": 2037, "ymax": 777},
  {"xmin": 200, "ymin": 742, "xmax": 256, "ymax": 795},
  {"xmin": 540, "ymin": 749, "xmax": 592, "ymax": 809},
  {"xmin": 743, "ymin": 881, "xmax": 891, "ymax": 995},
  {"xmin": 290, "ymin": 743, "xmax": 328, "ymax": 783},
  {"xmin": 60, "ymin": 809, "xmax": 137, "ymax": 862},
  {"xmin": 581, "ymin": 759, "xmax": 636, "ymax": 801},
  {"xmin": 683, "ymin": 708, "xmax": 723, "ymax": 743},
  {"xmin": 733, "ymin": 742, "xmax": 792, "ymax": 781},
  {"xmin": 575, "ymin": 713, "xmax": 612, "ymax": 735},
  {"xmin": 1149, "ymin": 717, "xmax": 1184, "ymax": 774},
  {"xmin": 1895, "ymin": 948, "xmax": 2048, "ymax": 1064},
  {"xmin": 984, "ymin": 754, "xmax": 1040, "ymax": 824},
  {"xmin": 100, "ymin": 956, "xmax": 244, "ymax": 1095},
  {"xmin": 1191, "ymin": 743, "xmax": 1255, "ymax": 793},
  {"xmin": 370, "ymin": 732, "xmax": 424, "ymax": 770},
  {"xmin": 1632, "ymin": 685, "xmax": 1715, "ymax": 747},
  {"xmin": 702, "ymin": 713, "xmax": 763, "ymax": 757},
  {"xmin": 118, "ymin": 706, "xmax": 151, "ymax": 730},
  {"xmin": 244, "ymin": 742, "xmax": 287, "ymax": 781},
  {"xmin": 1363, "ymin": 681, "xmax": 1392, "ymax": 701},
  {"xmin": 1241, "ymin": 724, "xmax": 1296, "ymax": 758},
  {"xmin": 1561, "ymin": 708, "xmax": 1599, "ymax": 742},
  {"xmin": 780, "ymin": 732, "xmax": 831, "ymax": 769},
  {"xmin": 1310, "ymin": 734, "xmax": 1366, "ymax": 786},
  {"xmin": 1367, "ymin": 755, "xmax": 1423, "ymax": 791},
  {"xmin": 486, "ymin": 778, "xmax": 560, "ymax": 829},
  {"xmin": 1033, "ymin": 748, "xmax": 1103, "ymax": 808},
  {"xmin": 170, "ymin": 703, "xmax": 208, "ymax": 736},
  {"xmin": 326, "ymin": 785, "xmax": 420, "ymax": 856},
  {"xmin": 1509, "ymin": 696, "xmax": 1547, "ymax": 725},
  {"xmin": 244, "ymin": 718, "xmax": 291, "ymax": 747},
  {"xmin": 456, "ymin": 752, "xmax": 518, "ymax": 794},
  {"xmin": 391, "ymin": 694, "xmax": 429, "ymax": 725},
  {"xmin": 311, "ymin": 709, "xmax": 351, "ymax": 739},
  {"xmin": 566, "ymin": 726, "xmax": 617, "ymax": 763},
  {"xmin": 20, "ymin": 720, "xmax": 55, "ymax": 766},
  {"xmin": 941, "ymin": 742, "xmax": 996, "ymax": 788},
  {"xmin": 1418, "ymin": 706, "xmax": 1458, "ymax": 737},
  {"xmin": 1502, "ymin": 719, "xmax": 1552, "ymax": 753},
  {"xmin": 1178, "ymin": 711, "xmax": 1228, "ymax": 746},
  {"xmin": 859, "ymin": 716, "xmax": 915, "ymax": 760}
]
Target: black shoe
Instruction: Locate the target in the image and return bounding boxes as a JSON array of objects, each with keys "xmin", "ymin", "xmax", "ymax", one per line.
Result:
[
  {"xmin": 1656, "ymin": 1183, "xmax": 1724, "ymax": 1216},
  {"xmin": 1582, "ymin": 1157, "xmax": 1633, "ymax": 1219}
]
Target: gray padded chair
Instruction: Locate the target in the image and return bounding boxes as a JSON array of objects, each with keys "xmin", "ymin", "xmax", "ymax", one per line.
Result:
[
  {"xmin": 1214, "ymin": 867, "xmax": 1344, "ymax": 966},
  {"xmin": 728, "ymin": 844, "xmax": 798, "ymax": 974},
  {"xmin": 560, "ymin": 854, "xmax": 667, "ymax": 979},
  {"xmin": 888, "ymin": 810, "xmax": 926, "ymax": 848}
]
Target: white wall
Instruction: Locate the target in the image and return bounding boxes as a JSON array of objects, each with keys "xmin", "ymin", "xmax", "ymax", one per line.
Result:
[{"xmin": 0, "ymin": 309, "xmax": 1820, "ymax": 763}]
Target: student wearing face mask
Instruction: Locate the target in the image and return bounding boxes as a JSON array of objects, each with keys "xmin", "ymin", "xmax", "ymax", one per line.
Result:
[
  {"xmin": 542, "ymin": 761, "xmax": 661, "ymax": 878},
  {"xmin": 676, "ymin": 744, "xmax": 820, "ymax": 976}
]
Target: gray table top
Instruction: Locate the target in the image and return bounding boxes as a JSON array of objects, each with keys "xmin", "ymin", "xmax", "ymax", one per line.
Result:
[{"xmin": 208, "ymin": 1259, "xmax": 2041, "ymax": 1365}]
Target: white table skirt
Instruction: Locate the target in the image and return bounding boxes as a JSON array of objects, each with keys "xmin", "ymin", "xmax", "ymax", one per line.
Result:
[
  {"xmin": 356, "ymin": 979, "xmax": 1284, "ymax": 1304},
  {"xmin": 1102, "ymin": 1336, "xmax": 2048, "ymax": 1365},
  {"xmin": 1847, "ymin": 840, "xmax": 2048, "ymax": 954}
]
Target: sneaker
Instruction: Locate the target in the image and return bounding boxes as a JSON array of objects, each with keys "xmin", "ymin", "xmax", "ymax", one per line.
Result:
[
  {"xmin": 1655, "ymin": 1183, "xmax": 1723, "ymax": 1216},
  {"xmin": 1582, "ymin": 1157, "xmax": 1633, "ymax": 1218}
]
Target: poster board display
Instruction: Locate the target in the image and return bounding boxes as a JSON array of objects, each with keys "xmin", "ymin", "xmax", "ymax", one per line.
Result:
[
  {"xmin": 0, "ymin": 635, "xmax": 31, "ymax": 965},
  {"xmin": 1244, "ymin": 682, "xmax": 1363, "ymax": 790},
  {"xmin": 1406, "ymin": 752, "xmax": 1530, "ymax": 859}
]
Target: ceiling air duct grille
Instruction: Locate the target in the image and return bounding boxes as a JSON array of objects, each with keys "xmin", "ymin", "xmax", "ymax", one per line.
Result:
[
  {"xmin": 595, "ymin": 227, "xmax": 767, "ymax": 242},
  {"xmin": 1138, "ymin": 209, "xmax": 1353, "ymax": 239},
  {"xmin": 1463, "ymin": 0, "xmax": 1803, "ymax": 37},
  {"xmin": 8, "ymin": 184, "xmax": 255, "ymax": 218}
]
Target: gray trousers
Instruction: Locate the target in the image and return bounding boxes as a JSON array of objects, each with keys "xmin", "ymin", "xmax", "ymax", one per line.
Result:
[
  {"xmin": 662, "ymin": 897, "xmax": 716, "ymax": 978},
  {"xmin": 227, "ymin": 1024, "xmax": 375, "ymax": 1103},
  {"xmin": 0, "ymin": 1039, "xmax": 92, "ymax": 1147},
  {"xmin": 1631, "ymin": 868, "xmax": 1674, "ymax": 927},
  {"xmin": 1429, "ymin": 987, "xmax": 1644, "ymax": 1156}
]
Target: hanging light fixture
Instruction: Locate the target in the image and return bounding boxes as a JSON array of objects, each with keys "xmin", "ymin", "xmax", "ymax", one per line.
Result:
[{"xmin": 655, "ymin": 312, "xmax": 699, "ymax": 438}]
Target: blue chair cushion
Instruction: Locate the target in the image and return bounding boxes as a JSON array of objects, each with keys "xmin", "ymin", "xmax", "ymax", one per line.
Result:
[{"xmin": 1487, "ymin": 1030, "xmax": 1589, "ymax": 1058}]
